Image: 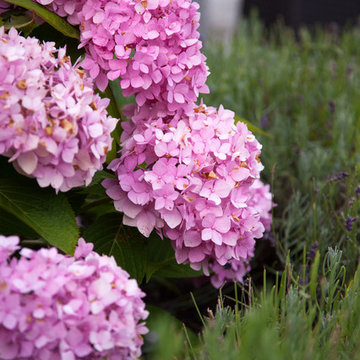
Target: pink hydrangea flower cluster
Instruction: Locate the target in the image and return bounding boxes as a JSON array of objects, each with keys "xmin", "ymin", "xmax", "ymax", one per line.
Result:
[
  {"xmin": 103, "ymin": 102, "xmax": 268, "ymax": 277},
  {"xmin": 32, "ymin": 0, "xmax": 209, "ymax": 110},
  {"xmin": 82, "ymin": 0, "xmax": 209, "ymax": 109},
  {"xmin": 0, "ymin": 27, "xmax": 118, "ymax": 191},
  {"xmin": 209, "ymin": 179, "xmax": 273, "ymax": 287},
  {"xmin": 0, "ymin": 236, "xmax": 148, "ymax": 360}
]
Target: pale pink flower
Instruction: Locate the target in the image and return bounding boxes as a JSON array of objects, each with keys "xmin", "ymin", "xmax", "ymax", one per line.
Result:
[
  {"xmin": 0, "ymin": 236, "xmax": 148, "ymax": 359},
  {"xmin": 0, "ymin": 27, "xmax": 117, "ymax": 192}
]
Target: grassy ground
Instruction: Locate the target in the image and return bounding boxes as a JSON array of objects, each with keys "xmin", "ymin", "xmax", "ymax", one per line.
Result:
[{"xmin": 144, "ymin": 17, "xmax": 360, "ymax": 359}]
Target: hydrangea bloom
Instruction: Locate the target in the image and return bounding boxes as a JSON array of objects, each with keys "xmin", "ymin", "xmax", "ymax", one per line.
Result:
[
  {"xmin": 35, "ymin": 0, "xmax": 209, "ymax": 109},
  {"xmin": 0, "ymin": 236, "xmax": 148, "ymax": 360},
  {"xmin": 209, "ymin": 179, "xmax": 273, "ymax": 287},
  {"xmin": 0, "ymin": 27, "xmax": 117, "ymax": 191},
  {"xmin": 103, "ymin": 102, "xmax": 266, "ymax": 277}
]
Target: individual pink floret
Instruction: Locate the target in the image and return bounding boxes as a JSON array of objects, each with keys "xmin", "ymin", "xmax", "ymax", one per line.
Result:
[
  {"xmin": 103, "ymin": 102, "xmax": 269, "ymax": 279},
  {"xmin": 0, "ymin": 236, "xmax": 148, "ymax": 360},
  {"xmin": 0, "ymin": 27, "xmax": 118, "ymax": 192}
]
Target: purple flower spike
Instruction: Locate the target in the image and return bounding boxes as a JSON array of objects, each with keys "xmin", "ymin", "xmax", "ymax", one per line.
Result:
[
  {"xmin": 0, "ymin": 27, "xmax": 118, "ymax": 192},
  {"xmin": 345, "ymin": 216, "xmax": 357, "ymax": 232},
  {"xmin": 355, "ymin": 186, "xmax": 360, "ymax": 198},
  {"xmin": 0, "ymin": 236, "xmax": 148, "ymax": 360}
]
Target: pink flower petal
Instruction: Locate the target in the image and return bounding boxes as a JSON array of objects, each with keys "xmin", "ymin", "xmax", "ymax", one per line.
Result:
[
  {"xmin": 17, "ymin": 152, "xmax": 38, "ymax": 175},
  {"xmin": 136, "ymin": 211, "xmax": 156, "ymax": 237},
  {"xmin": 162, "ymin": 209, "xmax": 182, "ymax": 228}
]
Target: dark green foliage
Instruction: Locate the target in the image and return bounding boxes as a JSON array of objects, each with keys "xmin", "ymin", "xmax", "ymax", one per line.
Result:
[
  {"xmin": 83, "ymin": 214, "xmax": 201, "ymax": 283},
  {"xmin": 0, "ymin": 159, "xmax": 78, "ymax": 254}
]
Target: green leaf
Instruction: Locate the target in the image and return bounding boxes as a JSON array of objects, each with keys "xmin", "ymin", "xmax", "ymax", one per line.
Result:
[
  {"xmin": 109, "ymin": 80, "xmax": 135, "ymax": 107},
  {"xmin": 150, "ymin": 262, "xmax": 201, "ymax": 279},
  {"xmin": 0, "ymin": 208, "xmax": 38, "ymax": 239},
  {"xmin": 79, "ymin": 170, "xmax": 115, "ymax": 198},
  {"xmin": 1, "ymin": 8, "xmax": 37, "ymax": 34},
  {"xmin": 63, "ymin": 190, "xmax": 87, "ymax": 215},
  {"xmin": 88, "ymin": 170, "xmax": 116, "ymax": 187},
  {"xmin": 98, "ymin": 85, "xmax": 124, "ymax": 163},
  {"xmin": 101, "ymin": 86, "xmax": 123, "ymax": 121},
  {"xmin": 309, "ymin": 251, "xmax": 320, "ymax": 299},
  {"xmin": 84, "ymin": 214, "xmax": 202, "ymax": 283},
  {"xmin": 234, "ymin": 115, "xmax": 274, "ymax": 139},
  {"xmin": 0, "ymin": 165, "xmax": 78, "ymax": 254},
  {"xmin": 83, "ymin": 214, "xmax": 147, "ymax": 283},
  {"xmin": 145, "ymin": 233, "xmax": 201, "ymax": 281},
  {"xmin": 3, "ymin": 0, "xmax": 80, "ymax": 39}
]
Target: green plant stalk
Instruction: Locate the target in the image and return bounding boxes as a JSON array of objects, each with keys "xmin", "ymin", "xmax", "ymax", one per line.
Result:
[
  {"xmin": 190, "ymin": 292, "xmax": 206, "ymax": 328},
  {"xmin": 103, "ymin": 85, "xmax": 123, "ymax": 122}
]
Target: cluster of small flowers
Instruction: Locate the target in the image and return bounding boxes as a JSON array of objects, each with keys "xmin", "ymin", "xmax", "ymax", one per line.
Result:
[
  {"xmin": 0, "ymin": 236, "xmax": 148, "ymax": 360},
  {"xmin": 0, "ymin": 27, "xmax": 117, "ymax": 191},
  {"xmin": 31, "ymin": 0, "xmax": 209, "ymax": 110},
  {"xmin": 103, "ymin": 102, "xmax": 272, "ymax": 285}
]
